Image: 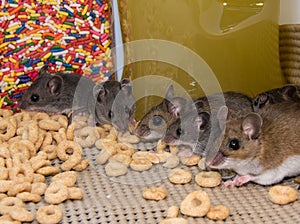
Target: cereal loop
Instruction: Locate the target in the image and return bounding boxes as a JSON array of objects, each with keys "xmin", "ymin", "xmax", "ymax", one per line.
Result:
[
  {"xmin": 166, "ymin": 206, "xmax": 179, "ymax": 218},
  {"xmin": 74, "ymin": 126, "xmax": 98, "ymax": 148},
  {"xmin": 7, "ymin": 182, "xmax": 31, "ymax": 196},
  {"xmin": 51, "ymin": 171, "xmax": 77, "ymax": 187},
  {"xmin": 180, "ymin": 190, "xmax": 211, "ymax": 217},
  {"xmin": 8, "ymin": 207, "xmax": 34, "ymax": 222},
  {"xmin": 39, "ymin": 119, "xmax": 61, "ymax": 131},
  {"xmin": 0, "ymin": 196, "xmax": 24, "ymax": 214},
  {"xmin": 105, "ymin": 161, "xmax": 128, "ymax": 177},
  {"xmin": 40, "ymin": 145, "xmax": 57, "ymax": 160},
  {"xmin": 163, "ymin": 155, "xmax": 180, "ymax": 169},
  {"xmin": 268, "ymin": 185, "xmax": 298, "ymax": 205},
  {"xmin": 0, "ymin": 110, "xmax": 13, "ymax": 118},
  {"xmin": 142, "ymin": 187, "xmax": 168, "ymax": 201},
  {"xmin": 8, "ymin": 164, "xmax": 34, "ymax": 183},
  {"xmin": 96, "ymin": 149, "xmax": 113, "ymax": 165},
  {"xmin": 45, "ymin": 182, "xmax": 69, "ymax": 204},
  {"xmin": 132, "ymin": 151, "xmax": 159, "ymax": 164},
  {"xmin": 57, "ymin": 141, "xmax": 82, "ymax": 171},
  {"xmin": 180, "ymin": 155, "xmax": 200, "ymax": 166},
  {"xmin": 0, "ymin": 120, "xmax": 16, "ymax": 141},
  {"xmin": 31, "ymin": 182, "xmax": 47, "ymax": 195},
  {"xmin": 130, "ymin": 158, "xmax": 152, "ymax": 172},
  {"xmin": 36, "ymin": 166, "xmax": 60, "ymax": 176},
  {"xmin": 115, "ymin": 143, "xmax": 135, "ymax": 156},
  {"xmin": 66, "ymin": 121, "xmax": 86, "ymax": 141},
  {"xmin": 36, "ymin": 205, "xmax": 63, "ymax": 224},
  {"xmin": 9, "ymin": 140, "xmax": 36, "ymax": 159},
  {"xmin": 109, "ymin": 154, "xmax": 132, "ymax": 166},
  {"xmin": 50, "ymin": 115, "xmax": 68, "ymax": 129},
  {"xmin": 68, "ymin": 187, "xmax": 84, "ymax": 200},
  {"xmin": 195, "ymin": 171, "xmax": 222, "ymax": 188},
  {"xmin": 168, "ymin": 168, "xmax": 192, "ymax": 184},
  {"xmin": 72, "ymin": 159, "xmax": 89, "ymax": 171},
  {"xmin": 206, "ymin": 205, "xmax": 230, "ymax": 221},
  {"xmin": 32, "ymin": 112, "xmax": 49, "ymax": 122},
  {"xmin": 16, "ymin": 192, "xmax": 41, "ymax": 203}
]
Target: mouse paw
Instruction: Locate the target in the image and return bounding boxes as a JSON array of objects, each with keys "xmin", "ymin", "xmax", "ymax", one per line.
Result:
[{"xmin": 224, "ymin": 175, "xmax": 253, "ymax": 187}]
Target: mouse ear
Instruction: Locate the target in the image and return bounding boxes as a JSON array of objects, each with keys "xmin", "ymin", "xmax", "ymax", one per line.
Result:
[
  {"xmin": 47, "ymin": 75, "xmax": 63, "ymax": 96},
  {"xmin": 281, "ymin": 84, "xmax": 298, "ymax": 100},
  {"xmin": 242, "ymin": 113, "xmax": 263, "ymax": 140},
  {"xmin": 39, "ymin": 65, "xmax": 49, "ymax": 77},
  {"xmin": 166, "ymin": 97, "xmax": 187, "ymax": 118},
  {"xmin": 252, "ymin": 93, "xmax": 269, "ymax": 112},
  {"xmin": 93, "ymin": 83, "xmax": 106, "ymax": 102},
  {"xmin": 165, "ymin": 84, "xmax": 174, "ymax": 100},
  {"xmin": 194, "ymin": 112, "xmax": 210, "ymax": 131},
  {"xmin": 120, "ymin": 78, "xmax": 133, "ymax": 96}
]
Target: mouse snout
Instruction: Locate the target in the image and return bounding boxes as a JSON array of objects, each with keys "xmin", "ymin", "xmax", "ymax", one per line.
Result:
[
  {"xmin": 161, "ymin": 134, "xmax": 175, "ymax": 145},
  {"xmin": 18, "ymin": 100, "xmax": 29, "ymax": 109},
  {"xmin": 112, "ymin": 120, "xmax": 129, "ymax": 132},
  {"xmin": 133, "ymin": 124, "xmax": 150, "ymax": 137}
]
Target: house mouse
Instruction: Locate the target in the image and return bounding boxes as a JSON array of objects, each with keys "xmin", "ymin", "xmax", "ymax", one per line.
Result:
[
  {"xmin": 93, "ymin": 78, "xmax": 136, "ymax": 132},
  {"xmin": 133, "ymin": 85, "xmax": 194, "ymax": 141},
  {"xmin": 18, "ymin": 65, "xmax": 95, "ymax": 115},
  {"xmin": 162, "ymin": 91, "xmax": 253, "ymax": 156},
  {"xmin": 252, "ymin": 84, "xmax": 300, "ymax": 112},
  {"xmin": 19, "ymin": 65, "xmax": 135, "ymax": 132},
  {"xmin": 207, "ymin": 102, "xmax": 300, "ymax": 186}
]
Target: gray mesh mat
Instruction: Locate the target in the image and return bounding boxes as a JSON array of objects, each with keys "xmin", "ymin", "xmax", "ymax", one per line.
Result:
[{"xmin": 26, "ymin": 146, "xmax": 300, "ymax": 224}]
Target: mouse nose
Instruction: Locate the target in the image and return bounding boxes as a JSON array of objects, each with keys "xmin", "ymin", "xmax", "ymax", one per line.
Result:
[
  {"xmin": 161, "ymin": 134, "xmax": 174, "ymax": 144},
  {"xmin": 133, "ymin": 124, "xmax": 149, "ymax": 137},
  {"xmin": 18, "ymin": 100, "xmax": 29, "ymax": 109}
]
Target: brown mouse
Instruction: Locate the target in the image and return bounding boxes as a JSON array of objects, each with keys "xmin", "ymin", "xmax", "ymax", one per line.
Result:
[
  {"xmin": 133, "ymin": 85, "xmax": 194, "ymax": 141},
  {"xmin": 93, "ymin": 78, "xmax": 136, "ymax": 132},
  {"xmin": 252, "ymin": 84, "xmax": 300, "ymax": 112},
  {"xmin": 207, "ymin": 102, "xmax": 300, "ymax": 186},
  {"xmin": 18, "ymin": 65, "xmax": 95, "ymax": 115},
  {"xmin": 162, "ymin": 91, "xmax": 253, "ymax": 156}
]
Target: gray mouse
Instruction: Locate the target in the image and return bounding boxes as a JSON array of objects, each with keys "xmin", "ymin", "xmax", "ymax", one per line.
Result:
[
  {"xmin": 18, "ymin": 65, "xmax": 95, "ymax": 116},
  {"xmin": 133, "ymin": 85, "xmax": 194, "ymax": 141},
  {"xmin": 207, "ymin": 102, "xmax": 300, "ymax": 186},
  {"xmin": 93, "ymin": 78, "xmax": 136, "ymax": 132},
  {"xmin": 162, "ymin": 91, "xmax": 253, "ymax": 156},
  {"xmin": 252, "ymin": 84, "xmax": 300, "ymax": 112}
]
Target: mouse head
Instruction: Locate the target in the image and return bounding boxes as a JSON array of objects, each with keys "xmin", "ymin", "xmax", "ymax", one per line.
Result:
[
  {"xmin": 207, "ymin": 108, "xmax": 263, "ymax": 171},
  {"xmin": 111, "ymin": 78, "xmax": 136, "ymax": 132},
  {"xmin": 93, "ymin": 79, "xmax": 135, "ymax": 132},
  {"xmin": 163, "ymin": 110, "xmax": 210, "ymax": 155},
  {"xmin": 133, "ymin": 85, "xmax": 191, "ymax": 141},
  {"xmin": 18, "ymin": 65, "xmax": 68, "ymax": 113},
  {"xmin": 252, "ymin": 85, "xmax": 300, "ymax": 112}
]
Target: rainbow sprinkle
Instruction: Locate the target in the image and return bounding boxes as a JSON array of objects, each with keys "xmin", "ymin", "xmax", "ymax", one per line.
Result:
[{"xmin": 0, "ymin": 0, "xmax": 113, "ymax": 111}]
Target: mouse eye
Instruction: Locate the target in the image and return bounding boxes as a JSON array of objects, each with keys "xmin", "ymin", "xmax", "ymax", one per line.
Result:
[
  {"xmin": 30, "ymin": 94, "xmax": 39, "ymax": 102},
  {"xmin": 108, "ymin": 110, "xmax": 114, "ymax": 119},
  {"xmin": 176, "ymin": 128, "xmax": 184, "ymax": 137},
  {"xmin": 152, "ymin": 115, "xmax": 163, "ymax": 126},
  {"xmin": 228, "ymin": 138, "xmax": 240, "ymax": 150},
  {"xmin": 124, "ymin": 106, "xmax": 130, "ymax": 114}
]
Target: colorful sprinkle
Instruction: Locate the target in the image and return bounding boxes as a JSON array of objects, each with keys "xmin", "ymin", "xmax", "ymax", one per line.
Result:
[{"xmin": 0, "ymin": 0, "xmax": 113, "ymax": 111}]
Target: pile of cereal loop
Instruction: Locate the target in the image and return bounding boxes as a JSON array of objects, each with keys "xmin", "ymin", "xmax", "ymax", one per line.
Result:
[{"xmin": 0, "ymin": 0, "xmax": 113, "ymax": 111}]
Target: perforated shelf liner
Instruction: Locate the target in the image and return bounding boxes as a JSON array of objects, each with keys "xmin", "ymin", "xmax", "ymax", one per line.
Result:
[{"xmin": 25, "ymin": 147, "xmax": 300, "ymax": 224}]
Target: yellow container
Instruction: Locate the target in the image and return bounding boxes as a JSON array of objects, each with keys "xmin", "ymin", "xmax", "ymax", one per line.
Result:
[{"xmin": 120, "ymin": 0, "xmax": 286, "ymax": 119}]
